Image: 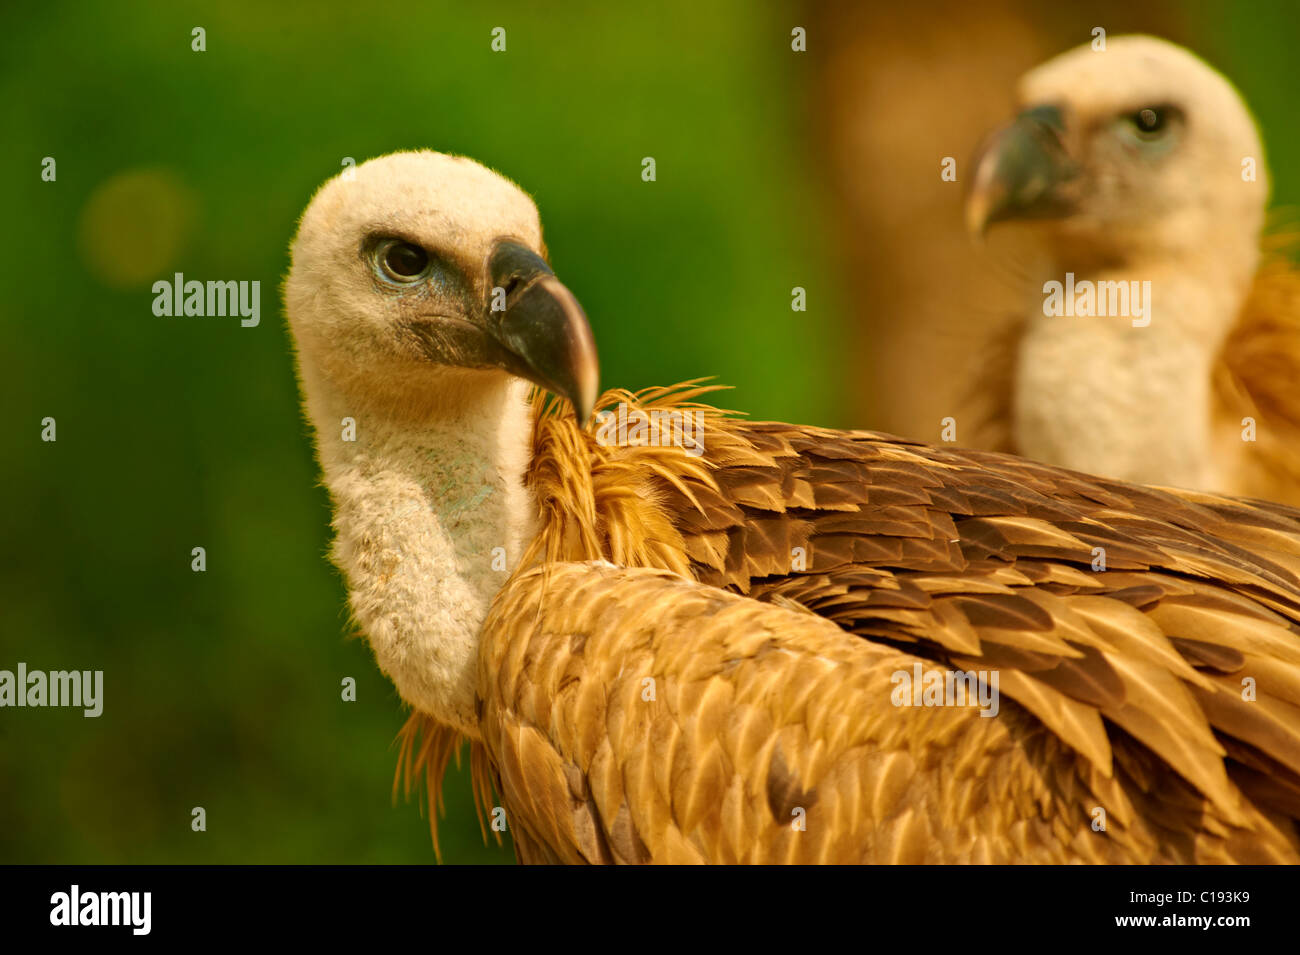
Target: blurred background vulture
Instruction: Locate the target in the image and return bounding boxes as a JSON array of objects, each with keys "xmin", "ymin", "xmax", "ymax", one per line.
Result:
[
  {"xmin": 810, "ymin": 6, "xmax": 1300, "ymax": 507},
  {"xmin": 287, "ymin": 152, "xmax": 1300, "ymax": 864},
  {"xmin": 964, "ymin": 35, "xmax": 1300, "ymax": 503}
]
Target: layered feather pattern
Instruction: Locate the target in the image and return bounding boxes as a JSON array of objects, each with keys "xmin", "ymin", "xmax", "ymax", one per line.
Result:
[{"xmin": 405, "ymin": 384, "xmax": 1300, "ymax": 863}]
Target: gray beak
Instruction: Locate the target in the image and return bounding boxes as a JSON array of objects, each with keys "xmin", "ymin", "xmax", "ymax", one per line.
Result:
[
  {"xmin": 966, "ymin": 104, "xmax": 1080, "ymax": 237},
  {"xmin": 485, "ymin": 239, "xmax": 600, "ymax": 425}
]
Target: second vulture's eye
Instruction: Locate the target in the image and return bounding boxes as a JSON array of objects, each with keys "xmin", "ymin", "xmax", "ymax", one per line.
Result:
[
  {"xmin": 377, "ymin": 239, "xmax": 430, "ymax": 282},
  {"xmin": 1116, "ymin": 104, "xmax": 1181, "ymax": 152},
  {"xmin": 1129, "ymin": 107, "xmax": 1169, "ymax": 138}
]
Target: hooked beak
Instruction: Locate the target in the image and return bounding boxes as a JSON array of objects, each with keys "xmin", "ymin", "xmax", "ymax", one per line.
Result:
[
  {"xmin": 965, "ymin": 105, "xmax": 1080, "ymax": 238},
  {"xmin": 484, "ymin": 239, "xmax": 600, "ymax": 425}
]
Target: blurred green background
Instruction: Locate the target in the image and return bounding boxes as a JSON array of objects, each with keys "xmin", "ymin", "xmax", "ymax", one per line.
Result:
[{"xmin": 2, "ymin": 0, "xmax": 1298, "ymax": 863}]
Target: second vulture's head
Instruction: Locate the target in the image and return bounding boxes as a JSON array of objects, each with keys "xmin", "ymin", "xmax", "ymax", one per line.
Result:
[
  {"xmin": 966, "ymin": 35, "xmax": 1269, "ymax": 263},
  {"xmin": 285, "ymin": 151, "xmax": 598, "ymax": 425}
]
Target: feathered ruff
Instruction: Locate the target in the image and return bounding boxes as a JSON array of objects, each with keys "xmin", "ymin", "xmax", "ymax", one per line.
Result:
[{"xmin": 518, "ymin": 379, "xmax": 744, "ymax": 577}]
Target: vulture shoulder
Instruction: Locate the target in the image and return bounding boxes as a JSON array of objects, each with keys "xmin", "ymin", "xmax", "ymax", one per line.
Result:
[
  {"xmin": 1215, "ymin": 248, "xmax": 1300, "ymax": 504},
  {"xmin": 411, "ymin": 386, "xmax": 1300, "ymax": 863}
]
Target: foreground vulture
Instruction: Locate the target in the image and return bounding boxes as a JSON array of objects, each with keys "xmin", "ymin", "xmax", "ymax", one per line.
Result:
[
  {"xmin": 286, "ymin": 151, "xmax": 1300, "ymax": 864},
  {"xmin": 966, "ymin": 35, "xmax": 1300, "ymax": 504}
]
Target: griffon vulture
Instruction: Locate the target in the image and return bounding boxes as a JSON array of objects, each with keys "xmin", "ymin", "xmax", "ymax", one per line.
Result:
[
  {"xmin": 287, "ymin": 151, "xmax": 1300, "ymax": 863},
  {"xmin": 966, "ymin": 35, "xmax": 1300, "ymax": 504}
]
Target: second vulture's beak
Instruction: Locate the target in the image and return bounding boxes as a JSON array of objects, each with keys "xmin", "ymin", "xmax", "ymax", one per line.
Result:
[
  {"xmin": 966, "ymin": 105, "xmax": 1080, "ymax": 237},
  {"xmin": 484, "ymin": 239, "xmax": 600, "ymax": 425}
]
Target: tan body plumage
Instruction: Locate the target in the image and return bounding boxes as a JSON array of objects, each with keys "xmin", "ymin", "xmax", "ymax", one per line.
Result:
[
  {"xmin": 287, "ymin": 151, "xmax": 1300, "ymax": 865},
  {"xmin": 405, "ymin": 387, "xmax": 1300, "ymax": 864}
]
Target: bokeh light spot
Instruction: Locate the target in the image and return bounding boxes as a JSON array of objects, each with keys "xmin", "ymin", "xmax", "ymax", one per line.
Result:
[{"xmin": 77, "ymin": 167, "xmax": 198, "ymax": 289}]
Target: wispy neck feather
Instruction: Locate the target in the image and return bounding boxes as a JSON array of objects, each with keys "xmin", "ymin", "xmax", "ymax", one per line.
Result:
[
  {"xmin": 1014, "ymin": 254, "xmax": 1256, "ymax": 488},
  {"xmin": 301, "ymin": 366, "xmax": 536, "ymax": 737}
]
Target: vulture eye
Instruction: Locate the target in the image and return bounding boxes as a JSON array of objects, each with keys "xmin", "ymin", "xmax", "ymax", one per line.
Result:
[
  {"xmin": 1127, "ymin": 106, "xmax": 1172, "ymax": 139},
  {"xmin": 1134, "ymin": 108, "xmax": 1164, "ymax": 134},
  {"xmin": 376, "ymin": 239, "xmax": 430, "ymax": 282}
]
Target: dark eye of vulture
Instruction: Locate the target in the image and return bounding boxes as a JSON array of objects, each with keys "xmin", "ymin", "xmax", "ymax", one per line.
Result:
[
  {"xmin": 1129, "ymin": 105, "xmax": 1175, "ymax": 138},
  {"xmin": 379, "ymin": 239, "xmax": 430, "ymax": 281}
]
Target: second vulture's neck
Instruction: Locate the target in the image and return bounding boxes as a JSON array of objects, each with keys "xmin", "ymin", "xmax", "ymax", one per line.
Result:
[
  {"xmin": 1014, "ymin": 253, "xmax": 1256, "ymax": 488},
  {"xmin": 303, "ymin": 368, "xmax": 537, "ymax": 738}
]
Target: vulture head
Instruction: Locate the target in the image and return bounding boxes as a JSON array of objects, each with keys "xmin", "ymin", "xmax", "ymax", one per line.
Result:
[
  {"xmin": 967, "ymin": 34, "xmax": 1268, "ymax": 266},
  {"xmin": 286, "ymin": 151, "xmax": 599, "ymax": 425},
  {"xmin": 285, "ymin": 152, "xmax": 600, "ymax": 733}
]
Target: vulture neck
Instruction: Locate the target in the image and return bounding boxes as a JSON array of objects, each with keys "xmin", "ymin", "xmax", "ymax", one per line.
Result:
[
  {"xmin": 302, "ymin": 365, "xmax": 537, "ymax": 739},
  {"xmin": 1014, "ymin": 251, "xmax": 1255, "ymax": 488}
]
